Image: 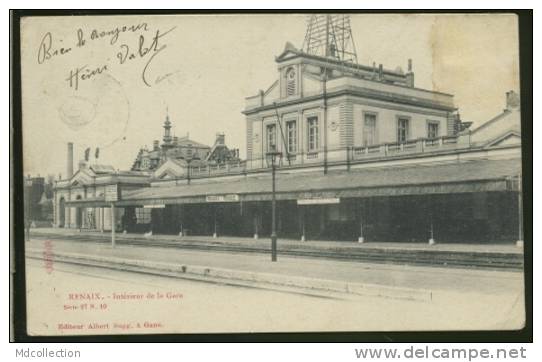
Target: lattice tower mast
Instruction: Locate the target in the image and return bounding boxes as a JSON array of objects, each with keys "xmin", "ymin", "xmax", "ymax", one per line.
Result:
[{"xmin": 301, "ymin": 14, "xmax": 358, "ymax": 63}]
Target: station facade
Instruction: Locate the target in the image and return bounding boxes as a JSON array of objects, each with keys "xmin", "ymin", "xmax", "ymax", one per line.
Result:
[{"xmin": 53, "ymin": 26, "xmax": 523, "ymax": 245}]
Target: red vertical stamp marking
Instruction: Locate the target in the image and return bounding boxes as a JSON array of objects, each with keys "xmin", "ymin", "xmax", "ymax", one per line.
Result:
[{"xmin": 43, "ymin": 240, "xmax": 54, "ymax": 274}]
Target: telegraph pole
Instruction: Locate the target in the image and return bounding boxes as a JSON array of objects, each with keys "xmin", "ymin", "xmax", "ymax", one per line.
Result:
[{"xmin": 111, "ymin": 202, "xmax": 116, "ymax": 248}]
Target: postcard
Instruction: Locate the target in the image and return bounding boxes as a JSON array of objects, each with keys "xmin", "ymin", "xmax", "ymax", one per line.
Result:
[{"xmin": 18, "ymin": 13, "xmax": 525, "ymax": 336}]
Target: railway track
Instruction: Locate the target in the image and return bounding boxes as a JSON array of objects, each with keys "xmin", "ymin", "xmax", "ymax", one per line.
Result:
[{"xmin": 28, "ymin": 232, "xmax": 524, "ymax": 271}]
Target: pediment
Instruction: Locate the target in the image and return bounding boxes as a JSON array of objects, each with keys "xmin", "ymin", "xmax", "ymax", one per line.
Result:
[
  {"xmin": 69, "ymin": 169, "xmax": 95, "ymax": 186},
  {"xmin": 158, "ymin": 171, "xmax": 176, "ymax": 180},
  {"xmin": 153, "ymin": 159, "xmax": 186, "ymax": 179},
  {"xmin": 275, "ymin": 42, "xmax": 302, "ymax": 62}
]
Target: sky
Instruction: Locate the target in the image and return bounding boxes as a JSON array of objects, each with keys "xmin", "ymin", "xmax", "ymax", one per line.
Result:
[{"xmin": 20, "ymin": 14, "xmax": 520, "ymax": 178}]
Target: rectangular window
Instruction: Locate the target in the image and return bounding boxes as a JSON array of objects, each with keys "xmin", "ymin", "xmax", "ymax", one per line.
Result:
[
  {"xmin": 307, "ymin": 116, "xmax": 319, "ymax": 152},
  {"xmin": 362, "ymin": 113, "xmax": 377, "ymax": 146},
  {"xmin": 286, "ymin": 120, "xmax": 297, "ymax": 153},
  {"xmin": 266, "ymin": 124, "xmax": 277, "ymax": 152},
  {"xmin": 135, "ymin": 208, "xmax": 151, "ymax": 224},
  {"xmin": 427, "ymin": 121, "xmax": 440, "ymax": 139},
  {"xmin": 397, "ymin": 117, "xmax": 409, "ymax": 143}
]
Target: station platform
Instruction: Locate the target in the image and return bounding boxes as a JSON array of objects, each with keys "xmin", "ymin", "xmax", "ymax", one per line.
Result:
[{"xmin": 28, "ymin": 228, "xmax": 524, "ymax": 270}]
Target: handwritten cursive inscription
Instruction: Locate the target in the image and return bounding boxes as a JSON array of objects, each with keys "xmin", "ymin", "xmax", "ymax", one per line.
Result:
[
  {"xmin": 76, "ymin": 23, "xmax": 149, "ymax": 47},
  {"xmin": 37, "ymin": 32, "xmax": 72, "ymax": 64},
  {"xmin": 65, "ymin": 64, "xmax": 108, "ymax": 90},
  {"xmin": 116, "ymin": 26, "xmax": 177, "ymax": 87},
  {"xmin": 37, "ymin": 22, "xmax": 177, "ymax": 90}
]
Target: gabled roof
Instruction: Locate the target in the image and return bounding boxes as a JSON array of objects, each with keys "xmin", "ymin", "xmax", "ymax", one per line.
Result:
[
  {"xmin": 275, "ymin": 42, "xmax": 302, "ymax": 62},
  {"xmin": 174, "ymin": 137, "xmax": 210, "ymax": 149},
  {"xmin": 69, "ymin": 168, "xmax": 96, "ymax": 186},
  {"xmin": 153, "ymin": 159, "xmax": 186, "ymax": 180},
  {"xmin": 470, "ymin": 110, "xmax": 513, "ymax": 135},
  {"xmin": 483, "ymin": 130, "xmax": 522, "ymax": 149},
  {"xmin": 205, "ymin": 143, "xmax": 231, "ymax": 162},
  {"xmin": 89, "ymin": 164, "xmax": 116, "ymax": 174}
]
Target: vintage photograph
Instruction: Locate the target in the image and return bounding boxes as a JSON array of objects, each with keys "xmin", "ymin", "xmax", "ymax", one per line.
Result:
[{"xmin": 18, "ymin": 13, "xmax": 525, "ymax": 336}]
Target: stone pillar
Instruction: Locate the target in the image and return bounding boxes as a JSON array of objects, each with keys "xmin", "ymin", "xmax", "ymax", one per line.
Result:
[
  {"xmin": 358, "ymin": 201, "xmax": 365, "ymax": 243},
  {"xmin": 300, "ymin": 206, "xmax": 306, "ymax": 242},
  {"xmin": 103, "ymin": 207, "xmax": 112, "ymax": 231},
  {"xmin": 253, "ymin": 206, "xmax": 259, "ymax": 240},
  {"xmin": 70, "ymin": 207, "xmax": 77, "ymax": 228},
  {"xmin": 64, "ymin": 206, "xmax": 70, "ymax": 228}
]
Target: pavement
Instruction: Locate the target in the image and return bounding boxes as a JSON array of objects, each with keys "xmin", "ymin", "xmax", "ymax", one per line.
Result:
[
  {"xmin": 25, "ymin": 259, "xmax": 526, "ymax": 334},
  {"xmin": 26, "ymin": 236, "xmax": 524, "ymax": 303}
]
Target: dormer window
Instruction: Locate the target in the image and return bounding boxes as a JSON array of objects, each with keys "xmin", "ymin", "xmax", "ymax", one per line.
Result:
[
  {"xmin": 286, "ymin": 68, "xmax": 296, "ymax": 96},
  {"xmin": 141, "ymin": 158, "xmax": 150, "ymax": 170}
]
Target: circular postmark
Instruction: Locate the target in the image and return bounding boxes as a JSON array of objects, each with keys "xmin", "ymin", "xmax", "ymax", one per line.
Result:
[
  {"xmin": 56, "ymin": 72, "xmax": 130, "ymax": 149},
  {"xmin": 58, "ymin": 96, "xmax": 97, "ymax": 130}
]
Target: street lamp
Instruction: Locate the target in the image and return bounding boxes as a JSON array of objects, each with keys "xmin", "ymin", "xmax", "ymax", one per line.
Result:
[{"xmin": 265, "ymin": 146, "xmax": 282, "ymax": 262}]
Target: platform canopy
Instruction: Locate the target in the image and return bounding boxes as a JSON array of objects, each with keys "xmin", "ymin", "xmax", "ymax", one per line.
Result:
[{"xmin": 65, "ymin": 158, "xmax": 522, "ymax": 208}]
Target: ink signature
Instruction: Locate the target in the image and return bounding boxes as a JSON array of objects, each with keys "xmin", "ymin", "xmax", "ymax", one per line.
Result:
[
  {"xmin": 116, "ymin": 26, "xmax": 177, "ymax": 87},
  {"xmin": 37, "ymin": 24, "xmax": 178, "ymax": 90}
]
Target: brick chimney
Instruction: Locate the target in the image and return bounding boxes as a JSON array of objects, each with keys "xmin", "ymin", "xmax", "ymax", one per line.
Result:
[
  {"xmin": 506, "ymin": 90, "xmax": 520, "ymax": 110},
  {"xmin": 405, "ymin": 59, "xmax": 415, "ymax": 87},
  {"xmin": 215, "ymin": 133, "xmax": 225, "ymax": 145},
  {"xmin": 66, "ymin": 142, "xmax": 74, "ymax": 178}
]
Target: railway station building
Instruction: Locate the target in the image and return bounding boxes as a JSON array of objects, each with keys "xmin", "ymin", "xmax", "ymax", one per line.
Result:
[{"xmin": 53, "ymin": 17, "xmax": 523, "ymax": 245}]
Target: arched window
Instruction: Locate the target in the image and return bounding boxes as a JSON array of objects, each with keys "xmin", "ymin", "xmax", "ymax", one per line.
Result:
[{"xmin": 286, "ymin": 68, "xmax": 296, "ymax": 96}]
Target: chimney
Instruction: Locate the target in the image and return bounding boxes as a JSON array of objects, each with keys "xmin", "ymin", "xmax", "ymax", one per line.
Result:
[
  {"xmin": 259, "ymin": 89, "xmax": 264, "ymax": 106},
  {"xmin": 378, "ymin": 64, "xmax": 383, "ymax": 81},
  {"xmin": 66, "ymin": 142, "xmax": 74, "ymax": 178},
  {"xmin": 153, "ymin": 140, "xmax": 160, "ymax": 150},
  {"xmin": 405, "ymin": 59, "xmax": 414, "ymax": 87},
  {"xmin": 506, "ymin": 90, "xmax": 520, "ymax": 110},
  {"xmin": 216, "ymin": 133, "xmax": 225, "ymax": 145},
  {"xmin": 78, "ymin": 160, "xmax": 87, "ymax": 170}
]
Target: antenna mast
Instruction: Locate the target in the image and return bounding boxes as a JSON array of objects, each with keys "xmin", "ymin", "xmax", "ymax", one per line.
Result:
[{"xmin": 301, "ymin": 14, "xmax": 358, "ymax": 63}]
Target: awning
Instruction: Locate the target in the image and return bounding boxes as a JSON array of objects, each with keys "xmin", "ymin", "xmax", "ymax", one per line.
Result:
[{"xmin": 66, "ymin": 158, "xmax": 522, "ymax": 207}]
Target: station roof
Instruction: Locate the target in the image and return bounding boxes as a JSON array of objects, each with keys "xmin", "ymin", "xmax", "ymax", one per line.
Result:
[
  {"xmin": 66, "ymin": 158, "xmax": 522, "ymax": 207},
  {"xmin": 65, "ymin": 158, "xmax": 520, "ymax": 207}
]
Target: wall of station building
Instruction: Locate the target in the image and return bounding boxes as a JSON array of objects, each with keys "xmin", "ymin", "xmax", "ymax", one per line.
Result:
[
  {"xmin": 53, "ymin": 184, "xmax": 134, "ymax": 230},
  {"xmin": 246, "ymin": 95, "xmax": 452, "ymax": 163},
  {"xmin": 351, "ymin": 101, "xmax": 452, "ymax": 145},
  {"xmin": 115, "ymin": 191, "xmax": 519, "ymax": 244}
]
